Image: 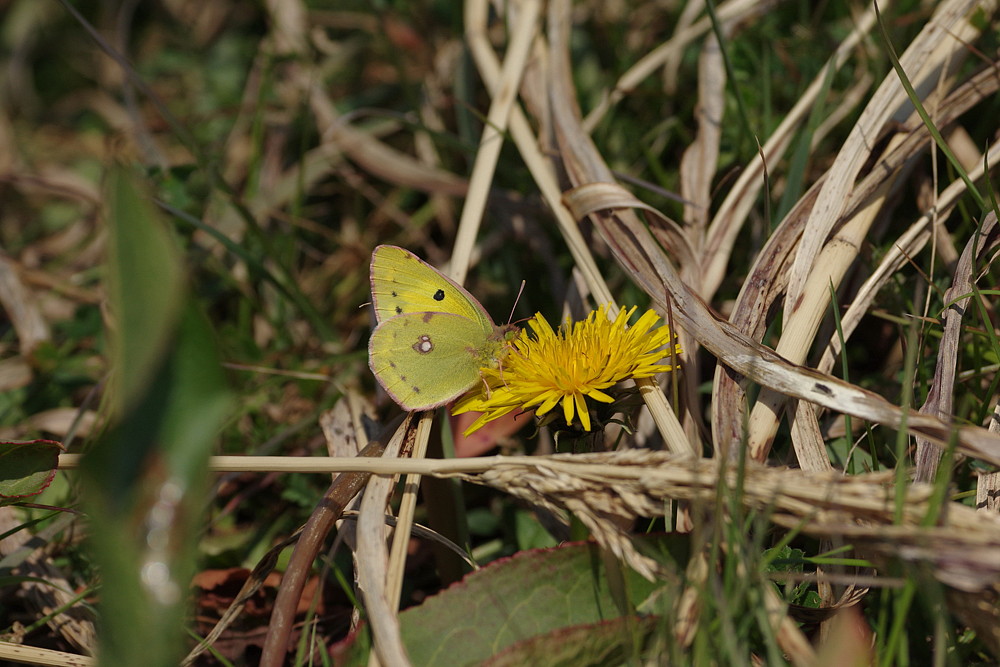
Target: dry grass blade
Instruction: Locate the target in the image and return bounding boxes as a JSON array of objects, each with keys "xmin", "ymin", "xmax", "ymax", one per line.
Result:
[
  {"xmin": 700, "ymin": 3, "xmax": 880, "ymax": 300},
  {"xmin": 320, "ymin": 109, "xmax": 469, "ymax": 199},
  {"xmin": 356, "ymin": 418, "xmax": 413, "ymax": 667},
  {"xmin": 562, "ymin": 186, "xmax": 697, "ymax": 273},
  {"xmin": 0, "ymin": 256, "xmax": 51, "ymax": 356},
  {"xmin": 465, "ymin": 0, "xmax": 693, "ymax": 454},
  {"xmin": 464, "ymin": 0, "xmax": 613, "ymax": 306},
  {"xmin": 383, "ymin": 413, "xmax": 434, "ymax": 619},
  {"xmin": 745, "ymin": 4, "xmax": 997, "ymax": 459},
  {"xmin": 978, "ymin": 471, "xmax": 1000, "ymax": 513},
  {"xmin": 564, "ymin": 181, "xmax": 701, "ymax": 448},
  {"xmin": 264, "ymin": 0, "xmax": 307, "ymax": 54},
  {"xmin": 674, "ymin": 18, "xmax": 728, "ymax": 445},
  {"xmin": 789, "ymin": 401, "xmax": 833, "ymax": 472},
  {"xmin": 915, "ymin": 212, "xmax": 1000, "ymax": 481},
  {"xmin": 442, "ymin": 450, "xmax": 1000, "ymax": 591},
  {"xmin": 0, "ymin": 511, "xmax": 95, "ymax": 656},
  {"xmin": 450, "ymin": 0, "xmax": 541, "ymax": 282},
  {"xmin": 581, "ymin": 0, "xmax": 775, "ymax": 132},
  {"xmin": 0, "ymin": 642, "xmax": 94, "ymax": 667},
  {"xmin": 717, "ymin": 63, "xmax": 1000, "ymax": 456},
  {"xmin": 818, "ymin": 137, "xmax": 1000, "ymax": 374},
  {"xmin": 748, "ymin": 171, "xmax": 895, "ymax": 462},
  {"xmin": 785, "ymin": 0, "xmax": 991, "ymax": 304},
  {"xmin": 247, "ymin": 424, "xmax": 392, "ymax": 667},
  {"xmin": 593, "ymin": 194, "xmax": 1000, "ymax": 467},
  {"xmin": 678, "ymin": 25, "xmax": 726, "ymax": 238},
  {"xmin": 546, "ymin": 0, "xmax": 1000, "ymax": 469},
  {"xmin": 710, "ymin": 178, "xmax": 820, "ymax": 455}
]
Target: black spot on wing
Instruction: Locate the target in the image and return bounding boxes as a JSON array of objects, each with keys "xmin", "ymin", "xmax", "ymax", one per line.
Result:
[{"xmin": 433, "ymin": 289, "xmax": 445, "ymax": 301}]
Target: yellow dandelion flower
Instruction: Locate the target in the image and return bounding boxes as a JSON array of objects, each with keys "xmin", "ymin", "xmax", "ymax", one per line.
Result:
[{"xmin": 453, "ymin": 304, "xmax": 681, "ymax": 435}]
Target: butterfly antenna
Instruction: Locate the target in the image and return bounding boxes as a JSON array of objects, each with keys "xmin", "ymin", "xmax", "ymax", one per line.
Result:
[{"xmin": 507, "ymin": 280, "xmax": 526, "ymax": 325}]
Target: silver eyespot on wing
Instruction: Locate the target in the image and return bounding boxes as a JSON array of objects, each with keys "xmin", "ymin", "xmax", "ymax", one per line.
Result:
[{"xmin": 412, "ymin": 335, "xmax": 433, "ymax": 354}]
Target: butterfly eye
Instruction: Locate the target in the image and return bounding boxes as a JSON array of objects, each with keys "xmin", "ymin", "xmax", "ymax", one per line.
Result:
[{"xmin": 433, "ymin": 289, "xmax": 445, "ymax": 301}]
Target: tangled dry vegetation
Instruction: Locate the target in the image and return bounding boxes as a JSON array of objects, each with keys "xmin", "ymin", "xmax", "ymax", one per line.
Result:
[
  {"xmin": 341, "ymin": 0, "xmax": 1000, "ymax": 662},
  {"xmin": 1, "ymin": 0, "xmax": 1000, "ymax": 664}
]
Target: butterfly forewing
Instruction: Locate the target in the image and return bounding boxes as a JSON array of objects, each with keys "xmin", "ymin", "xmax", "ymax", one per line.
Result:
[{"xmin": 370, "ymin": 245, "xmax": 496, "ymax": 332}]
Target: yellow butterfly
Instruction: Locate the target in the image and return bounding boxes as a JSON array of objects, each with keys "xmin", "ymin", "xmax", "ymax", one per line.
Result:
[{"xmin": 368, "ymin": 245, "xmax": 518, "ymax": 411}]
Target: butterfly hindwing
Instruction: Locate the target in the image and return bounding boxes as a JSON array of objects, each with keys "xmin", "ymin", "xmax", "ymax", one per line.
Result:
[{"xmin": 368, "ymin": 311, "xmax": 504, "ymax": 410}]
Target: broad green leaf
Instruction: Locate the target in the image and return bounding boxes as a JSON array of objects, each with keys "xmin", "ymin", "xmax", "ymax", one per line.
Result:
[
  {"xmin": 104, "ymin": 163, "xmax": 184, "ymax": 417},
  {"xmin": 80, "ymin": 166, "xmax": 230, "ymax": 667},
  {"xmin": 334, "ymin": 538, "xmax": 687, "ymax": 666},
  {"xmin": 486, "ymin": 615, "xmax": 665, "ymax": 666},
  {"xmin": 0, "ymin": 440, "xmax": 61, "ymax": 503}
]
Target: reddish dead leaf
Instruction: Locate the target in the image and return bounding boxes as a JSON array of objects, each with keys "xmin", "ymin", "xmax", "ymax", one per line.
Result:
[
  {"xmin": 814, "ymin": 605, "xmax": 875, "ymax": 667},
  {"xmin": 384, "ymin": 16, "xmax": 425, "ymax": 52},
  {"xmin": 451, "ymin": 410, "xmax": 528, "ymax": 458},
  {"xmin": 190, "ymin": 568, "xmax": 343, "ymax": 664}
]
